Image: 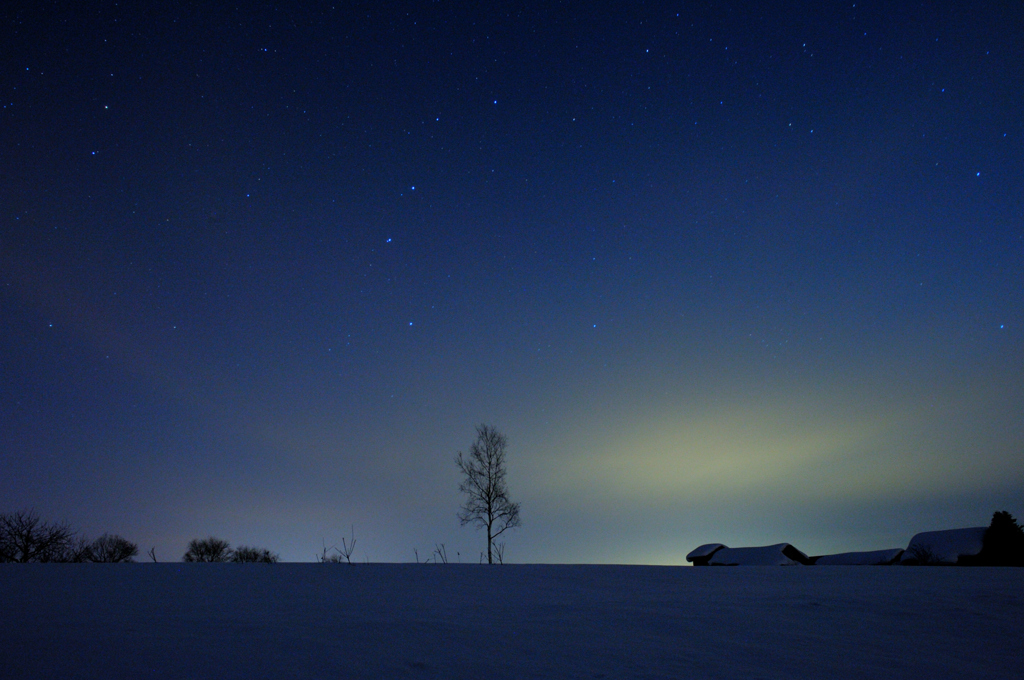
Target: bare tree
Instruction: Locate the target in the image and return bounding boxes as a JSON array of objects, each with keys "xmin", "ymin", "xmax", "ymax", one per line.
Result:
[
  {"xmin": 0, "ymin": 511, "xmax": 77, "ymax": 562},
  {"xmin": 456, "ymin": 424, "xmax": 521, "ymax": 564},
  {"xmin": 0, "ymin": 513, "xmax": 141, "ymax": 563},
  {"xmin": 183, "ymin": 537, "xmax": 232, "ymax": 562}
]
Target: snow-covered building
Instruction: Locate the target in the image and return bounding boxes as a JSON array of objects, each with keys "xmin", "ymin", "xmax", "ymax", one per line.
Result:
[
  {"xmin": 685, "ymin": 543, "xmax": 726, "ymax": 566},
  {"xmin": 899, "ymin": 527, "xmax": 986, "ymax": 565},
  {"xmin": 686, "ymin": 526, "xmax": 988, "ymax": 567},
  {"xmin": 813, "ymin": 548, "xmax": 904, "ymax": 566},
  {"xmin": 705, "ymin": 543, "xmax": 812, "ymax": 566}
]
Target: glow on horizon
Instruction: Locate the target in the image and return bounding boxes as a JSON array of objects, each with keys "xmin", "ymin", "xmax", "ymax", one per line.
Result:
[{"xmin": 529, "ymin": 381, "xmax": 1023, "ymax": 511}]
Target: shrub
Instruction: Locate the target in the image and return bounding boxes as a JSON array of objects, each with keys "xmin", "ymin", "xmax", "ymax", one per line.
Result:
[
  {"xmin": 904, "ymin": 543, "xmax": 945, "ymax": 566},
  {"xmin": 231, "ymin": 546, "xmax": 279, "ymax": 563},
  {"xmin": 316, "ymin": 527, "xmax": 356, "ymax": 564},
  {"xmin": 87, "ymin": 534, "xmax": 139, "ymax": 563},
  {"xmin": 183, "ymin": 537, "xmax": 232, "ymax": 562}
]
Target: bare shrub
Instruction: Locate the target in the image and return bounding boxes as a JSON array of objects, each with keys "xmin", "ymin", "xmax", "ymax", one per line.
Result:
[
  {"xmin": 231, "ymin": 546, "xmax": 279, "ymax": 563},
  {"xmin": 317, "ymin": 526, "xmax": 357, "ymax": 564},
  {"xmin": 183, "ymin": 537, "xmax": 232, "ymax": 562},
  {"xmin": 905, "ymin": 543, "xmax": 945, "ymax": 566},
  {"xmin": 317, "ymin": 542, "xmax": 344, "ymax": 563},
  {"xmin": 87, "ymin": 534, "xmax": 139, "ymax": 563}
]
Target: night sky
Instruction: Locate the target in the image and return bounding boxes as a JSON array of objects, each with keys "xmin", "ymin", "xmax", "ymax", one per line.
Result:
[{"xmin": 3, "ymin": 1, "xmax": 1022, "ymax": 564}]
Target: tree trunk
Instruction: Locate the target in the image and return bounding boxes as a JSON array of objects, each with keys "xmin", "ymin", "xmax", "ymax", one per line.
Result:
[{"xmin": 487, "ymin": 519, "xmax": 493, "ymax": 564}]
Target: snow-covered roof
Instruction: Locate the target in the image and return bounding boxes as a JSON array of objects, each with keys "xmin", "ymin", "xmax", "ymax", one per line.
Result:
[
  {"xmin": 814, "ymin": 549, "xmax": 904, "ymax": 566},
  {"xmin": 685, "ymin": 543, "xmax": 726, "ymax": 562},
  {"xmin": 708, "ymin": 543, "xmax": 810, "ymax": 566},
  {"xmin": 900, "ymin": 527, "xmax": 986, "ymax": 565}
]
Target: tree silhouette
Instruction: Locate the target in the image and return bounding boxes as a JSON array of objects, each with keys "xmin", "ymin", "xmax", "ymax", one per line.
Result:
[
  {"xmin": 456, "ymin": 424, "xmax": 521, "ymax": 564},
  {"xmin": 979, "ymin": 511, "xmax": 1024, "ymax": 566},
  {"xmin": 0, "ymin": 511, "xmax": 77, "ymax": 562},
  {"xmin": 183, "ymin": 537, "xmax": 232, "ymax": 562}
]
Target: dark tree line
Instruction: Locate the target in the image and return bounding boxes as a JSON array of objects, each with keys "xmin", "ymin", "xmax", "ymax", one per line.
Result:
[
  {"xmin": 182, "ymin": 536, "xmax": 279, "ymax": 562},
  {"xmin": 965, "ymin": 511, "xmax": 1024, "ymax": 567},
  {"xmin": 0, "ymin": 512, "xmax": 282, "ymax": 564},
  {"xmin": 0, "ymin": 511, "xmax": 138, "ymax": 563}
]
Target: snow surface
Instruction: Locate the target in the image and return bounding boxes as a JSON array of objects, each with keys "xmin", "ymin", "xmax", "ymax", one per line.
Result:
[
  {"xmin": 815, "ymin": 549, "xmax": 905, "ymax": 566},
  {"xmin": 901, "ymin": 527, "xmax": 987, "ymax": 565},
  {"xmin": 708, "ymin": 543, "xmax": 809, "ymax": 566},
  {"xmin": 2, "ymin": 563, "xmax": 1022, "ymax": 679}
]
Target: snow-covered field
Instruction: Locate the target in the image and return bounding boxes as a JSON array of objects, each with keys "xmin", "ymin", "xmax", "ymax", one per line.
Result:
[{"xmin": 2, "ymin": 564, "xmax": 1021, "ymax": 678}]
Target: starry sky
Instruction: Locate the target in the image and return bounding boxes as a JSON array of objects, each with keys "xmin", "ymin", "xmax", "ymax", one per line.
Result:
[{"xmin": 2, "ymin": 1, "xmax": 1022, "ymax": 564}]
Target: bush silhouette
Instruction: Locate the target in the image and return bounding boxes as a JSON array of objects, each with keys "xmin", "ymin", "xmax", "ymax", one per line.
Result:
[
  {"xmin": 85, "ymin": 534, "xmax": 139, "ymax": 562},
  {"xmin": 231, "ymin": 545, "xmax": 279, "ymax": 563},
  {"xmin": 183, "ymin": 537, "xmax": 232, "ymax": 562},
  {"xmin": 904, "ymin": 543, "xmax": 946, "ymax": 566}
]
